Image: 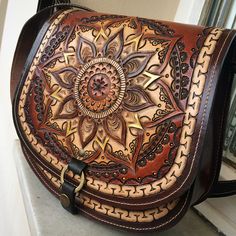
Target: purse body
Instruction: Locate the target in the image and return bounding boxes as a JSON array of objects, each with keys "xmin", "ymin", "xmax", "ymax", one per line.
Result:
[{"xmin": 11, "ymin": 6, "xmax": 236, "ymax": 232}]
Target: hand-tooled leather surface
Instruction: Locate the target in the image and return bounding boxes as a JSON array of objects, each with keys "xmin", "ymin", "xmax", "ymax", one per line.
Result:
[{"xmin": 14, "ymin": 9, "xmax": 228, "ymax": 230}]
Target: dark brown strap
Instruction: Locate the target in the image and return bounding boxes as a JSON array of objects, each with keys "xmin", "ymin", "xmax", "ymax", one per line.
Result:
[
  {"xmin": 68, "ymin": 158, "xmax": 87, "ymax": 175},
  {"xmin": 37, "ymin": 0, "xmax": 70, "ymax": 13},
  {"xmin": 61, "ymin": 182, "xmax": 78, "ymax": 214},
  {"xmin": 209, "ymin": 180, "xmax": 236, "ymax": 197},
  {"xmin": 208, "ymin": 45, "xmax": 236, "ymax": 199}
]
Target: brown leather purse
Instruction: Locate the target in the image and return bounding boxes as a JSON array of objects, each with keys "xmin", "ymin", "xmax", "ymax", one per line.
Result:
[{"xmin": 11, "ymin": 1, "xmax": 236, "ymax": 232}]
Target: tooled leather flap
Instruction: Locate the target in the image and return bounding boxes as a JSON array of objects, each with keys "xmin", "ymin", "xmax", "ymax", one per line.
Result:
[{"xmin": 13, "ymin": 9, "xmax": 236, "ymax": 210}]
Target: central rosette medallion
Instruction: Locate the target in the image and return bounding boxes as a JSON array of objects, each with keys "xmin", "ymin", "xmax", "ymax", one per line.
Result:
[{"xmin": 74, "ymin": 58, "xmax": 126, "ymax": 119}]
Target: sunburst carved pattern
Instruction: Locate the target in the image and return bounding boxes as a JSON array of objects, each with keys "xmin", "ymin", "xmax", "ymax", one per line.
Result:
[{"xmin": 28, "ymin": 16, "xmax": 184, "ymax": 178}]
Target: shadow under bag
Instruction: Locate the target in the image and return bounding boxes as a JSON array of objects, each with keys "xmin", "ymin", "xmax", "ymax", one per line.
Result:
[{"xmin": 11, "ymin": 1, "xmax": 236, "ymax": 232}]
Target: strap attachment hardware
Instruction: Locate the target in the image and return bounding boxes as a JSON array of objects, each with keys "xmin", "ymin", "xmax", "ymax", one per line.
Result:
[
  {"xmin": 60, "ymin": 164, "xmax": 85, "ymax": 193},
  {"xmin": 59, "ymin": 158, "xmax": 87, "ymax": 214}
]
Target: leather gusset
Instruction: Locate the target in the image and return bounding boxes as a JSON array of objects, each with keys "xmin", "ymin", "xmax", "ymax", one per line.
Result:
[{"xmin": 192, "ymin": 40, "xmax": 236, "ymax": 204}]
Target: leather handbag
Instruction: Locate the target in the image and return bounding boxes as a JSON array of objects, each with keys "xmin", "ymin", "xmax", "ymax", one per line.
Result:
[{"xmin": 11, "ymin": 0, "xmax": 236, "ymax": 232}]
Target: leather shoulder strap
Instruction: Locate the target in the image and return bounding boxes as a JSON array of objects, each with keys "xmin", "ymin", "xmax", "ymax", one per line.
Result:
[
  {"xmin": 208, "ymin": 41, "xmax": 236, "ymax": 198},
  {"xmin": 209, "ymin": 180, "xmax": 236, "ymax": 197},
  {"xmin": 37, "ymin": 0, "xmax": 70, "ymax": 13}
]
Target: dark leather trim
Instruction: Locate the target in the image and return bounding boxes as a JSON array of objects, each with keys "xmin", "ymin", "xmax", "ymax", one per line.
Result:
[
  {"xmin": 37, "ymin": 0, "xmax": 70, "ymax": 13},
  {"xmin": 209, "ymin": 180, "xmax": 236, "ymax": 197},
  {"xmin": 192, "ymin": 33, "xmax": 236, "ymax": 204},
  {"xmin": 61, "ymin": 181, "xmax": 78, "ymax": 214},
  {"xmin": 207, "ymin": 37, "xmax": 236, "ymax": 199},
  {"xmin": 68, "ymin": 158, "xmax": 87, "ymax": 175}
]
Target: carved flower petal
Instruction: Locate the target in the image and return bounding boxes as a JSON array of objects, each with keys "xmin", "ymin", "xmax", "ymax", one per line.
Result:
[
  {"xmin": 103, "ymin": 29, "xmax": 124, "ymax": 59},
  {"xmin": 77, "ymin": 36, "xmax": 97, "ymax": 64},
  {"xmin": 103, "ymin": 114, "xmax": 127, "ymax": 146},
  {"xmin": 123, "ymin": 86, "xmax": 155, "ymax": 112},
  {"xmin": 144, "ymin": 81, "xmax": 184, "ymax": 128},
  {"xmin": 78, "ymin": 116, "xmax": 97, "ymax": 148},
  {"xmin": 105, "ymin": 132, "xmax": 144, "ymax": 172},
  {"xmin": 122, "ymin": 52, "xmax": 154, "ymax": 78},
  {"xmin": 54, "ymin": 95, "xmax": 78, "ymax": 119},
  {"xmin": 51, "ymin": 67, "xmax": 77, "ymax": 89}
]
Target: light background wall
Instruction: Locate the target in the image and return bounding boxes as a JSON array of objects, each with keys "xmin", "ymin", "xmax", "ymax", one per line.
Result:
[
  {"xmin": 73, "ymin": 0, "xmax": 180, "ymax": 20},
  {"xmin": 0, "ymin": 0, "xmax": 203, "ymax": 235},
  {"xmin": 0, "ymin": 1, "xmax": 38, "ymax": 235}
]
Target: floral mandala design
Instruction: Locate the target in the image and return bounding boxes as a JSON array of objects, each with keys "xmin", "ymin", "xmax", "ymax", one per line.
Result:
[{"xmin": 46, "ymin": 23, "xmax": 183, "ymax": 173}]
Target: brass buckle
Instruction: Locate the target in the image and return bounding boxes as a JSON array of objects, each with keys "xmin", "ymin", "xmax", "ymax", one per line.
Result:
[{"xmin": 60, "ymin": 164, "xmax": 85, "ymax": 193}]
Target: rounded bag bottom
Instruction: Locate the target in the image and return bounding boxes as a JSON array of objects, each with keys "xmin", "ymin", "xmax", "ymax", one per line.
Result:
[{"xmin": 22, "ymin": 142, "xmax": 192, "ymax": 232}]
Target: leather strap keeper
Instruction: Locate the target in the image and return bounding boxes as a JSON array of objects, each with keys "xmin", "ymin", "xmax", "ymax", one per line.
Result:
[
  {"xmin": 60, "ymin": 181, "xmax": 78, "ymax": 214},
  {"xmin": 60, "ymin": 158, "xmax": 87, "ymax": 214}
]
